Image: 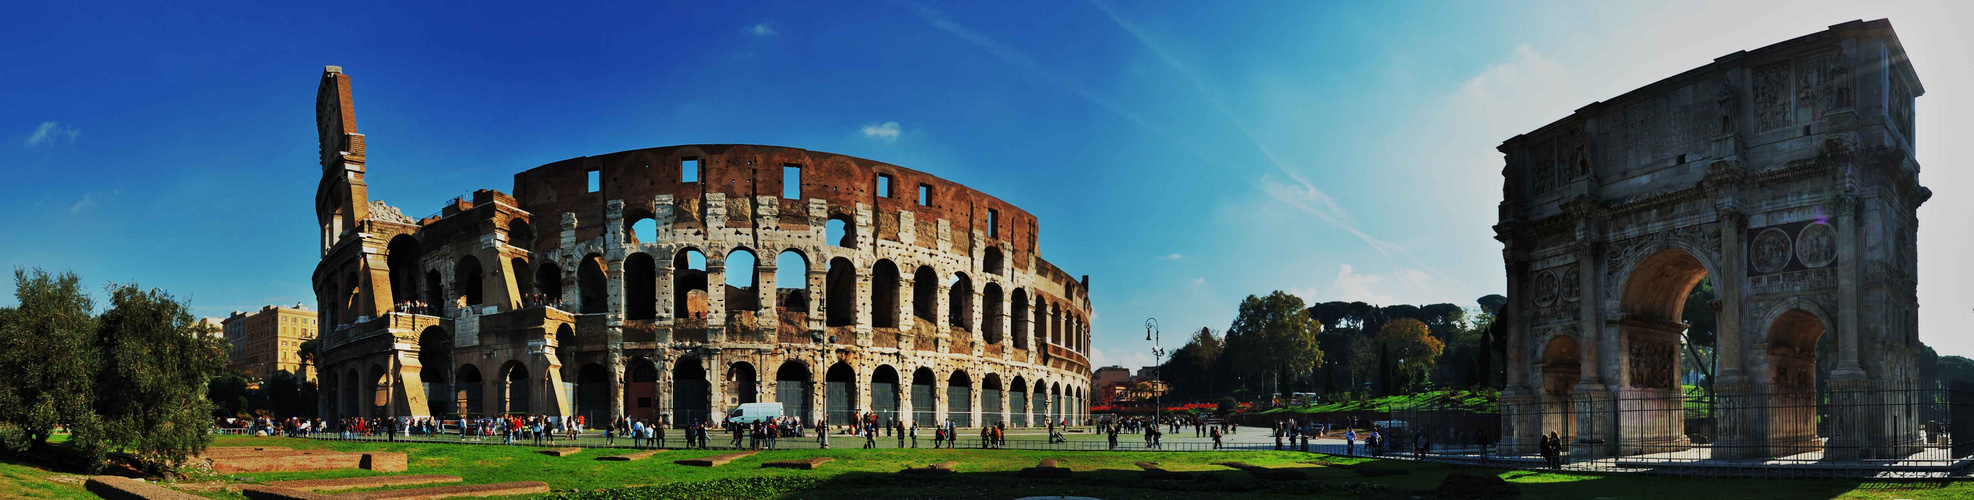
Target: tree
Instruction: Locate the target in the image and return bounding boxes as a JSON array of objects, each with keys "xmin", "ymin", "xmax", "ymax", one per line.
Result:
[
  {"xmin": 296, "ymin": 338, "xmax": 318, "ymax": 379},
  {"xmin": 79, "ymin": 283, "xmax": 229, "ymax": 475},
  {"xmin": 0, "ymin": 269, "xmax": 100, "ymax": 450},
  {"xmin": 1680, "ymin": 278, "xmax": 1717, "ymax": 404},
  {"xmin": 1374, "ymin": 318, "xmax": 1446, "ymax": 395},
  {"xmin": 1226, "ymin": 291, "xmax": 1324, "ymax": 401},
  {"xmin": 207, "ymin": 372, "xmax": 254, "ymax": 418}
]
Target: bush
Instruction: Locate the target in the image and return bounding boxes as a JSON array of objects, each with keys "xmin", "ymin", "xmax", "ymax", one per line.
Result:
[{"xmin": 1216, "ymin": 397, "xmax": 1238, "ymax": 415}]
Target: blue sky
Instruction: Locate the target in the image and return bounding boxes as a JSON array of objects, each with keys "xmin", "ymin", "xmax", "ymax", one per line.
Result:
[{"xmin": 4, "ymin": 1, "xmax": 1973, "ymax": 367}]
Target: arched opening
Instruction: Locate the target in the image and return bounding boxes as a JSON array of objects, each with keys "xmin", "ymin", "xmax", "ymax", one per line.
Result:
[
  {"xmin": 982, "ymin": 283, "xmax": 1004, "ymax": 344},
  {"xmin": 872, "ymin": 365, "xmax": 900, "ymax": 424},
  {"xmin": 576, "ymin": 363, "xmax": 609, "ymax": 423},
  {"xmin": 1616, "ymin": 248, "xmax": 1710, "ymax": 455},
  {"xmin": 343, "ymin": 368, "xmax": 361, "ymax": 419},
  {"xmin": 626, "ymin": 359, "xmax": 658, "ymax": 423},
  {"xmin": 1050, "ymin": 383, "xmax": 1063, "ymax": 425},
  {"xmin": 455, "ymin": 365, "xmax": 483, "ymax": 416},
  {"xmin": 387, "ymin": 235, "xmax": 422, "ymax": 307},
  {"xmin": 775, "ymin": 361, "xmax": 813, "ymax": 424},
  {"xmin": 501, "ymin": 362, "xmax": 530, "ymax": 415},
  {"xmin": 1011, "ymin": 289, "xmax": 1030, "ymax": 350},
  {"xmin": 1033, "ymin": 382, "xmax": 1049, "ymax": 426},
  {"xmin": 368, "ymin": 364, "xmax": 389, "ymax": 418},
  {"xmin": 775, "ymin": 250, "xmax": 810, "ymax": 312},
  {"xmin": 555, "ymin": 325, "xmax": 577, "ymax": 382},
  {"xmin": 1540, "ymin": 335, "xmax": 1581, "ymax": 445},
  {"xmin": 826, "ymin": 215, "xmax": 855, "ymax": 248},
  {"xmin": 825, "ymin": 257, "xmax": 856, "ymax": 327},
  {"xmin": 533, "ymin": 261, "xmax": 563, "ymax": 306},
  {"xmin": 728, "ymin": 362, "xmax": 758, "ymax": 405},
  {"xmin": 455, "ymin": 256, "xmax": 484, "ymax": 307},
  {"xmin": 982, "ymin": 374, "xmax": 1003, "ymax": 427},
  {"xmin": 1010, "ymin": 377, "xmax": 1029, "ymax": 427},
  {"xmin": 418, "ymin": 326, "xmax": 452, "ymax": 416},
  {"xmin": 725, "ymin": 248, "xmax": 760, "ymax": 311},
  {"xmin": 947, "ymin": 370, "xmax": 973, "ymax": 427},
  {"xmin": 672, "ymin": 357, "xmax": 710, "ymax": 427},
  {"xmin": 948, "ymin": 273, "xmax": 973, "ymax": 332},
  {"xmin": 825, "ymin": 362, "xmax": 857, "ymax": 426},
  {"xmin": 628, "ymin": 215, "xmax": 657, "ymax": 245},
  {"xmin": 624, "ymin": 253, "xmax": 656, "ymax": 319},
  {"xmin": 579, "ymin": 254, "xmax": 608, "ymax": 314},
  {"xmin": 912, "ymin": 368, "xmax": 937, "ymax": 426},
  {"xmin": 423, "ymin": 270, "xmax": 444, "ymax": 311},
  {"xmin": 1766, "ymin": 308, "xmax": 1827, "ymax": 456},
  {"xmin": 510, "ymin": 258, "xmax": 533, "ymax": 298},
  {"xmin": 674, "ymin": 249, "xmax": 709, "ymax": 320},
  {"xmin": 1049, "ymin": 303, "xmax": 1062, "ymax": 345},
  {"xmin": 871, "ymin": 260, "xmax": 901, "ymax": 328},
  {"xmin": 508, "ymin": 219, "xmax": 534, "ymax": 249},
  {"xmin": 984, "ymin": 247, "xmax": 1005, "ymax": 276},
  {"xmin": 913, "ymin": 266, "xmax": 938, "ymax": 325}
]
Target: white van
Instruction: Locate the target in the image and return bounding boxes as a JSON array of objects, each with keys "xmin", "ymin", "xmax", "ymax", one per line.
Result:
[{"xmin": 727, "ymin": 402, "xmax": 784, "ymax": 424}]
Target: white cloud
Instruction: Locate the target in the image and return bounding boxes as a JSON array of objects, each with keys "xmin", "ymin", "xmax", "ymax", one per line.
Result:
[
  {"xmin": 746, "ymin": 22, "xmax": 776, "ymax": 37},
  {"xmin": 69, "ymin": 193, "xmax": 96, "ymax": 214},
  {"xmin": 25, "ymin": 121, "xmax": 80, "ymax": 146},
  {"xmin": 860, "ymin": 121, "xmax": 902, "ymax": 143},
  {"xmin": 1328, "ymin": 264, "xmax": 1395, "ymax": 305},
  {"xmin": 1158, "ymin": 253, "xmax": 1183, "ymax": 260},
  {"xmin": 1191, "ymin": 277, "xmax": 1205, "ymax": 286}
]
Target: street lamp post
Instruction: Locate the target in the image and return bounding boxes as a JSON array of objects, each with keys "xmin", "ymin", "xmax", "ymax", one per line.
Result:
[{"xmin": 1145, "ymin": 318, "xmax": 1165, "ymax": 426}]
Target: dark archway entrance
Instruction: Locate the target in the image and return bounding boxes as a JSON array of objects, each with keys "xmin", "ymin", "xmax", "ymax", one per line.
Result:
[
  {"xmin": 626, "ymin": 359, "xmax": 658, "ymax": 423},
  {"xmin": 776, "ymin": 361, "xmax": 813, "ymax": 424},
  {"xmin": 672, "ymin": 357, "xmax": 710, "ymax": 427},
  {"xmin": 826, "ymin": 362, "xmax": 857, "ymax": 426}
]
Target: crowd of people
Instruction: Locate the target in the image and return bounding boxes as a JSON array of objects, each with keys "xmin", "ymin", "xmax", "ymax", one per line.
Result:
[{"xmin": 392, "ymin": 300, "xmax": 441, "ymax": 316}]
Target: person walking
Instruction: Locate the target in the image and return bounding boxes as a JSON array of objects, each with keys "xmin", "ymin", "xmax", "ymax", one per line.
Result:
[
  {"xmin": 1345, "ymin": 428, "xmax": 1357, "ymax": 456},
  {"xmin": 864, "ymin": 422, "xmax": 879, "ymax": 449},
  {"xmin": 909, "ymin": 422, "xmax": 919, "ymax": 448}
]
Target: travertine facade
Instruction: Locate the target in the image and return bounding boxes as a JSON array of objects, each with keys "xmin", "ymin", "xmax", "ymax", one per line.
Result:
[
  {"xmin": 311, "ymin": 67, "xmax": 1094, "ymax": 428},
  {"xmin": 1495, "ymin": 20, "xmax": 1927, "ymax": 459},
  {"xmin": 222, "ymin": 304, "xmax": 319, "ymax": 381}
]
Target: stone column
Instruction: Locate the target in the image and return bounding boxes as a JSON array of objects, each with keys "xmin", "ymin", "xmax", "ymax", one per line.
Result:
[
  {"xmin": 756, "ymin": 263, "xmax": 777, "ymax": 331},
  {"xmin": 855, "ymin": 267, "xmax": 873, "ymax": 347},
  {"xmin": 899, "ymin": 276, "xmax": 917, "ymax": 347},
  {"xmin": 1715, "ymin": 211, "xmax": 1747, "ymax": 384},
  {"xmin": 807, "ymin": 269, "xmax": 827, "ymax": 333},
  {"xmin": 706, "ymin": 259, "xmax": 727, "ymax": 342},
  {"xmin": 1832, "ymin": 194, "xmax": 1866, "ymax": 380},
  {"xmin": 607, "ymin": 347, "xmax": 625, "ymax": 420},
  {"xmin": 1499, "ymin": 249, "xmax": 1538, "ymax": 455}
]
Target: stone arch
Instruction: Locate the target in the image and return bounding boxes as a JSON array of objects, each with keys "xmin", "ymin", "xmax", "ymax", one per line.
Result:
[
  {"xmin": 912, "ymin": 266, "xmax": 939, "ymax": 324},
  {"xmin": 872, "ymin": 364, "xmax": 901, "ymax": 423},
  {"xmin": 625, "ymin": 358, "xmax": 659, "ymax": 423},
  {"xmin": 455, "ymin": 364, "xmax": 483, "ymax": 416},
  {"xmin": 728, "ymin": 361, "xmax": 758, "ymax": 405},
  {"xmin": 386, "ymin": 235, "xmax": 422, "ymax": 306},
  {"xmin": 871, "ymin": 259, "xmax": 901, "ymax": 328},
  {"xmin": 775, "ymin": 249, "xmax": 811, "ymax": 312},
  {"xmin": 825, "ymin": 361, "xmax": 858, "ymax": 425},
  {"xmin": 499, "ymin": 361, "xmax": 529, "ymax": 415},
  {"xmin": 981, "ymin": 373, "xmax": 1003, "ymax": 427},
  {"xmin": 1049, "ymin": 381, "xmax": 1063, "ymax": 424},
  {"xmin": 984, "ymin": 246, "xmax": 1006, "ymax": 276},
  {"xmin": 726, "ymin": 247, "xmax": 761, "ymax": 311},
  {"xmin": 672, "ymin": 356, "xmax": 710, "ymax": 426},
  {"xmin": 947, "ymin": 369, "xmax": 973, "ymax": 427},
  {"xmin": 554, "ymin": 324, "xmax": 577, "ymax": 381},
  {"xmin": 578, "ymin": 253, "xmax": 608, "ymax": 314},
  {"xmin": 775, "ymin": 360, "xmax": 814, "ymax": 424},
  {"xmin": 1011, "ymin": 289, "xmax": 1030, "ymax": 350},
  {"xmin": 826, "ymin": 214, "xmax": 856, "ymax": 248},
  {"xmin": 626, "ymin": 209, "xmax": 657, "ymax": 245},
  {"xmin": 423, "ymin": 269, "xmax": 444, "ymax": 311},
  {"xmin": 510, "ymin": 257, "xmax": 533, "ymax": 298},
  {"xmin": 1610, "ymin": 245, "xmax": 1718, "ymax": 455},
  {"xmin": 507, "ymin": 219, "xmax": 534, "ymax": 249},
  {"xmin": 624, "ymin": 253, "xmax": 657, "ymax": 319},
  {"xmin": 1760, "ymin": 300, "xmax": 1833, "ymax": 456},
  {"xmin": 341, "ymin": 367, "xmax": 361, "ymax": 418},
  {"xmin": 1009, "ymin": 376, "xmax": 1029, "ymax": 426},
  {"xmin": 454, "ymin": 255, "xmax": 484, "ymax": 307},
  {"xmin": 418, "ymin": 326, "xmax": 452, "ymax": 416},
  {"xmin": 575, "ymin": 363, "xmax": 609, "ymax": 423},
  {"xmin": 982, "ymin": 283, "xmax": 1005, "ymax": 344},
  {"xmin": 948, "ymin": 272, "xmax": 974, "ymax": 332},
  {"xmin": 367, "ymin": 363, "xmax": 389, "ymax": 418},
  {"xmin": 533, "ymin": 260, "xmax": 563, "ymax": 305},
  {"xmin": 1032, "ymin": 378, "xmax": 1049, "ymax": 426},
  {"xmin": 825, "ymin": 257, "xmax": 857, "ymax": 327},
  {"xmin": 674, "ymin": 248, "xmax": 709, "ymax": 320},
  {"xmin": 1539, "ymin": 334, "xmax": 1581, "ymax": 440},
  {"xmin": 911, "ymin": 367, "xmax": 937, "ymax": 426}
]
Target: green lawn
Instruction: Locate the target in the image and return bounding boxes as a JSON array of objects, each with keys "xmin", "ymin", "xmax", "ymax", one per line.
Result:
[
  {"xmin": 1257, "ymin": 390, "xmax": 1497, "ymax": 414},
  {"xmin": 3, "ymin": 435, "xmax": 1971, "ymax": 499}
]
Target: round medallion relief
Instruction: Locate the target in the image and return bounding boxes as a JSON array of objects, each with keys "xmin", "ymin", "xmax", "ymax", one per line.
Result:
[
  {"xmin": 1751, "ymin": 228, "xmax": 1793, "ymax": 274},
  {"xmin": 1532, "ymin": 270, "xmax": 1559, "ymax": 307},
  {"xmin": 1796, "ymin": 222, "xmax": 1836, "ymax": 268}
]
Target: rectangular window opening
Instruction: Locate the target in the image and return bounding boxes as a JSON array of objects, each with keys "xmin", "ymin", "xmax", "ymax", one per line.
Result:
[
  {"xmin": 918, "ymin": 184, "xmax": 931, "ymax": 206},
  {"xmin": 783, "ymin": 165, "xmax": 802, "ymax": 200},
  {"xmin": 987, "ymin": 209, "xmax": 999, "ymax": 238},
  {"xmin": 878, "ymin": 174, "xmax": 893, "ymax": 198},
  {"xmin": 681, "ymin": 158, "xmax": 701, "ymax": 183},
  {"xmin": 586, "ymin": 170, "xmax": 601, "ymax": 193}
]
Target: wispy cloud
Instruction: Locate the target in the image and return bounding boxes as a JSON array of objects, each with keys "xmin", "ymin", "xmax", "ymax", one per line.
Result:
[
  {"xmin": 1191, "ymin": 277, "xmax": 1205, "ymax": 286},
  {"xmin": 1157, "ymin": 253, "xmax": 1183, "ymax": 260},
  {"xmin": 746, "ymin": 22, "xmax": 776, "ymax": 37},
  {"xmin": 69, "ymin": 193, "xmax": 97, "ymax": 214},
  {"xmin": 860, "ymin": 121, "xmax": 902, "ymax": 143},
  {"xmin": 25, "ymin": 121, "xmax": 80, "ymax": 146}
]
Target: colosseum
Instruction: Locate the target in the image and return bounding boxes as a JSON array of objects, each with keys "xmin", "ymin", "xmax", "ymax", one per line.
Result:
[{"xmin": 310, "ymin": 66, "xmax": 1095, "ymax": 429}]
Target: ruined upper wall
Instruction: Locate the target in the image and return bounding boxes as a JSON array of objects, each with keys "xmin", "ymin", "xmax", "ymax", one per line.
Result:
[{"xmin": 1499, "ymin": 19, "xmax": 1922, "ymax": 221}]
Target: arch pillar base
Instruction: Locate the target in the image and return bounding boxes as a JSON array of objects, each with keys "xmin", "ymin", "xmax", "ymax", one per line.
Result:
[
  {"xmin": 1612, "ymin": 386, "xmax": 1685, "ymax": 457},
  {"xmin": 1498, "ymin": 389, "xmax": 1540, "ymax": 455}
]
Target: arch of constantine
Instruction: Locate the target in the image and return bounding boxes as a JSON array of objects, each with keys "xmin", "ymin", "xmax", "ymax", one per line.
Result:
[
  {"xmin": 309, "ymin": 67, "xmax": 1095, "ymax": 429},
  {"xmin": 1495, "ymin": 19, "xmax": 1928, "ymax": 460}
]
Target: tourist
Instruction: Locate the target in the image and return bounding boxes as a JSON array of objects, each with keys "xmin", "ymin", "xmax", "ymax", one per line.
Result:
[
  {"xmin": 1211, "ymin": 425, "xmax": 1222, "ymax": 450},
  {"xmin": 866, "ymin": 422, "xmax": 879, "ymax": 449},
  {"xmin": 1344, "ymin": 428, "xmax": 1356, "ymax": 456},
  {"xmin": 909, "ymin": 422, "xmax": 919, "ymax": 448},
  {"xmin": 1415, "ymin": 433, "xmax": 1428, "ymax": 459}
]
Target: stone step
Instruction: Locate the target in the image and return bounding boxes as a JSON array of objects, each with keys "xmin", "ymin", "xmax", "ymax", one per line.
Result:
[
  {"xmin": 762, "ymin": 457, "xmax": 833, "ymax": 470},
  {"xmin": 536, "ymin": 448, "xmax": 582, "ymax": 457},
  {"xmin": 345, "ymin": 481, "xmax": 550, "ymax": 500},
  {"xmin": 237, "ymin": 484, "xmax": 346, "ymax": 500},
  {"xmin": 598, "ymin": 449, "xmax": 665, "ymax": 461},
  {"xmin": 265, "ymin": 475, "xmax": 463, "ymax": 492},
  {"xmin": 673, "ymin": 451, "xmax": 757, "ymax": 467}
]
